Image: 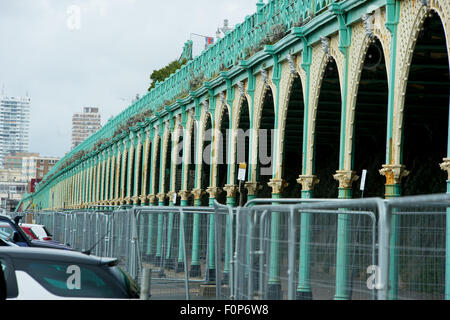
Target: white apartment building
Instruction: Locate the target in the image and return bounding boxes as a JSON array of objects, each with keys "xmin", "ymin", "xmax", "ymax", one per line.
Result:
[
  {"xmin": 72, "ymin": 107, "xmax": 102, "ymax": 150},
  {"xmin": 0, "ymin": 96, "xmax": 31, "ymax": 167}
]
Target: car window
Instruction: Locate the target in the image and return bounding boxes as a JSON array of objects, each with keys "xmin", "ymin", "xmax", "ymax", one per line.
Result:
[
  {"xmin": 0, "ymin": 222, "xmax": 14, "ymax": 240},
  {"xmin": 14, "ymin": 259, "xmax": 130, "ymax": 299}
]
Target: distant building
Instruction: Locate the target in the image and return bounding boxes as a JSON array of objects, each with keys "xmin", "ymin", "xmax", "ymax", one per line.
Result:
[
  {"xmin": 0, "ymin": 96, "xmax": 31, "ymax": 167},
  {"xmin": 72, "ymin": 107, "xmax": 102, "ymax": 150},
  {"xmin": 5, "ymin": 152, "xmax": 39, "ymax": 170},
  {"xmin": 3, "ymin": 152, "xmax": 59, "ymax": 182},
  {"xmin": 22, "ymin": 155, "xmax": 60, "ymax": 181},
  {"xmin": 0, "ymin": 168, "xmax": 27, "ymax": 209}
]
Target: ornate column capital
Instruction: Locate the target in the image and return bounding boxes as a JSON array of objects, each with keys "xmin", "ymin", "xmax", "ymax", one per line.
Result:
[
  {"xmin": 333, "ymin": 170, "xmax": 359, "ymax": 189},
  {"xmin": 139, "ymin": 194, "xmax": 148, "ymax": 203},
  {"xmin": 440, "ymin": 159, "xmax": 450, "ymax": 180},
  {"xmin": 179, "ymin": 190, "xmax": 192, "ymax": 201},
  {"xmin": 297, "ymin": 175, "xmax": 320, "ymax": 191},
  {"xmin": 167, "ymin": 191, "xmax": 177, "ymax": 203},
  {"xmin": 156, "ymin": 193, "xmax": 167, "ymax": 203},
  {"xmin": 223, "ymin": 184, "xmax": 238, "ymax": 198},
  {"xmin": 131, "ymin": 196, "xmax": 140, "ymax": 205},
  {"xmin": 379, "ymin": 164, "xmax": 410, "ymax": 185},
  {"xmin": 124, "ymin": 197, "xmax": 132, "ymax": 205},
  {"xmin": 147, "ymin": 194, "xmax": 157, "ymax": 204},
  {"xmin": 245, "ymin": 182, "xmax": 262, "ymax": 196},
  {"xmin": 268, "ymin": 179, "xmax": 289, "ymax": 195},
  {"xmin": 191, "ymin": 188, "xmax": 206, "ymax": 200},
  {"xmin": 206, "ymin": 186, "xmax": 222, "ymax": 199}
]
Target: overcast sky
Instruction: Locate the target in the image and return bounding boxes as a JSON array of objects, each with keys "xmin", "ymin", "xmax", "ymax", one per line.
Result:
[{"xmin": 0, "ymin": 0, "xmax": 258, "ymax": 158}]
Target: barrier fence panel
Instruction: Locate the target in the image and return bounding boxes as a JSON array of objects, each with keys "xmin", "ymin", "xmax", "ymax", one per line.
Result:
[
  {"xmin": 233, "ymin": 200, "xmax": 380, "ymax": 300},
  {"xmin": 384, "ymin": 194, "xmax": 450, "ymax": 300},
  {"xmin": 213, "ymin": 201, "xmax": 236, "ymax": 300},
  {"xmin": 133, "ymin": 206, "xmax": 221, "ymax": 300}
]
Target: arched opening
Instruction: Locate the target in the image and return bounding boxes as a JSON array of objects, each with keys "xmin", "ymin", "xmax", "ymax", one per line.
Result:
[
  {"xmin": 314, "ymin": 57, "xmax": 342, "ymax": 198},
  {"xmin": 402, "ymin": 13, "xmax": 449, "ymax": 196},
  {"xmin": 217, "ymin": 106, "xmax": 230, "ymax": 204},
  {"xmin": 352, "ymin": 38, "xmax": 389, "ymax": 198},
  {"xmin": 257, "ymin": 87, "xmax": 276, "ymax": 198},
  {"xmin": 153, "ymin": 136, "xmax": 161, "ymax": 199},
  {"xmin": 281, "ymin": 76, "xmax": 304, "ymax": 198},
  {"xmin": 128, "ymin": 147, "xmax": 135, "ymax": 201},
  {"xmin": 164, "ymin": 133, "xmax": 172, "ymax": 204},
  {"xmin": 201, "ymin": 115, "xmax": 213, "ymax": 206},
  {"xmin": 144, "ymin": 141, "xmax": 152, "ymax": 202},
  {"xmin": 134, "ymin": 143, "xmax": 143, "ymax": 200},
  {"xmin": 174, "ymin": 132, "xmax": 183, "ymax": 206},
  {"xmin": 187, "ymin": 120, "xmax": 197, "ymax": 206},
  {"xmin": 122, "ymin": 151, "xmax": 128, "ymax": 200},
  {"xmin": 236, "ymin": 98, "xmax": 251, "ymax": 205}
]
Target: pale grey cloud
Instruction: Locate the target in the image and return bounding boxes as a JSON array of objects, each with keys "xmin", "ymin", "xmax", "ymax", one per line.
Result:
[{"xmin": 0, "ymin": 0, "xmax": 258, "ymax": 158}]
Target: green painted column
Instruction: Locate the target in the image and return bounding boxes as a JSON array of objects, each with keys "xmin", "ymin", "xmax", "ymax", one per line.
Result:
[
  {"xmin": 176, "ymin": 195, "xmax": 190, "ymax": 273},
  {"xmin": 383, "ymin": 180, "xmax": 402, "ymax": 300},
  {"xmin": 190, "ymin": 192, "xmax": 203, "ymax": 277},
  {"xmin": 267, "ymin": 193, "xmax": 282, "ymax": 299},
  {"xmin": 265, "ymin": 180, "xmax": 288, "ymax": 299},
  {"xmin": 165, "ymin": 195, "xmax": 176, "ymax": 270},
  {"xmin": 155, "ymin": 195, "xmax": 166, "ymax": 265},
  {"xmin": 296, "ymin": 176, "xmax": 319, "ymax": 300},
  {"xmin": 206, "ymin": 189, "xmax": 220, "ymax": 283},
  {"xmin": 146, "ymin": 196, "xmax": 156, "ymax": 262},
  {"xmin": 223, "ymin": 185, "xmax": 237, "ymax": 282},
  {"xmin": 387, "ymin": 183, "xmax": 401, "ymax": 300},
  {"xmin": 334, "ymin": 181, "xmax": 354, "ymax": 300}
]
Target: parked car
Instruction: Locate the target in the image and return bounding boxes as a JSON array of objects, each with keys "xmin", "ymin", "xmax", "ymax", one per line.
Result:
[
  {"xmin": 19, "ymin": 225, "xmax": 39, "ymax": 240},
  {"xmin": 20, "ymin": 224, "xmax": 53, "ymax": 241},
  {"xmin": 0, "ymin": 215, "xmax": 72, "ymax": 251},
  {"xmin": 0, "ymin": 247, "xmax": 139, "ymax": 300}
]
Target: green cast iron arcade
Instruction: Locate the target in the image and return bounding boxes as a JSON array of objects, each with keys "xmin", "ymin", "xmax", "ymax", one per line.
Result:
[{"xmin": 20, "ymin": 0, "xmax": 450, "ymax": 300}]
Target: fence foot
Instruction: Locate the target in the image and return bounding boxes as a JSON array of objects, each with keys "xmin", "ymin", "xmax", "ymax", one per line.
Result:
[
  {"xmin": 143, "ymin": 254, "xmax": 154, "ymax": 264},
  {"xmin": 296, "ymin": 290, "xmax": 313, "ymax": 300},
  {"xmin": 267, "ymin": 283, "xmax": 282, "ymax": 300},
  {"xmin": 175, "ymin": 262, "xmax": 185, "ymax": 273},
  {"xmin": 189, "ymin": 264, "xmax": 202, "ymax": 278},
  {"xmin": 165, "ymin": 258, "xmax": 175, "ymax": 270},
  {"xmin": 206, "ymin": 268, "xmax": 216, "ymax": 284},
  {"xmin": 221, "ymin": 272, "xmax": 229, "ymax": 285}
]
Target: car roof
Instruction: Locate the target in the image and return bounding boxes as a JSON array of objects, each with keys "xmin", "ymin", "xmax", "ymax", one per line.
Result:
[
  {"xmin": 0, "ymin": 214, "xmax": 14, "ymax": 222},
  {"xmin": 0, "ymin": 247, "xmax": 117, "ymax": 266}
]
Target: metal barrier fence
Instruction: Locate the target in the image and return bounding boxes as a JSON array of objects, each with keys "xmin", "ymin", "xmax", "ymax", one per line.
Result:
[
  {"xmin": 7, "ymin": 193, "xmax": 450, "ymax": 300},
  {"xmin": 229, "ymin": 199, "xmax": 381, "ymax": 300}
]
